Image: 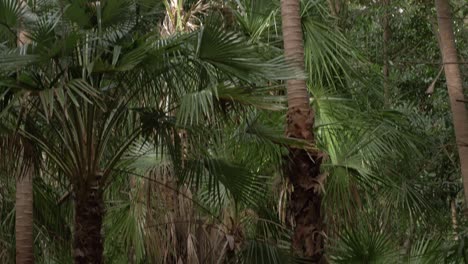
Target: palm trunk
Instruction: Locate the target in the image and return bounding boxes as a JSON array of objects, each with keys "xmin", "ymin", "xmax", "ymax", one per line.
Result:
[
  {"xmin": 280, "ymin": 0, "xmax": 324, "ymax": 262},
  {"xmin": 435, "ymin": 0, "xmax": 468, "ymax": 214},
  {"xmin": 16, "ymin": 1, "xmax": 34, "ymax": 261},
  {"xmin": 15, "ymin": 141, "xmax": 34, "ymax": 264},
  {"xmin": 73, "ymin": 184, "xmax": 104, "ymax": 263}
]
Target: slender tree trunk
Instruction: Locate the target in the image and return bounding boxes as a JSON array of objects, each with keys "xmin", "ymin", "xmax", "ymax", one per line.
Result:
[
  {"xmin": 450, "ymin": 198, "xmax": 458, "ymax": 240},
  {"xmin": 435, "ymin": 0, "xmax": 468, "ymax": 214},
  {"xmin": 16, "ymin": 0, "xmax": 34, "ymax": 261},
  {"xmin": 327, "ymin": 0, "xmax": 347, "ymax": 28},
  {"xmin": 73, "ymin": 183, "xmax": 104, "ymax": 264},
  {"xmin": 382, "ymin": 0, "xmax": 391, "ymax": 106},
  {"xmin": 327, "ymin": 0, "xmax": 343, "ymax": 18},
  {"xmin": 327, "ymin": 0, "xmax": 339, "ymax": 17},
  {"xmin": 15, "ymin": 140, "xmax": 34, "ymax": 264},
  {"xmin": 280, "ymin": 0, "xmax": 324, "ymax": 262}
]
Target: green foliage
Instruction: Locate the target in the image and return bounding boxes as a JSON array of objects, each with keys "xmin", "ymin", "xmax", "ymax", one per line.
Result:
[
  {"xmin": 331, "ymin": 222, "xmax": 399, "ymax": 264},
  {"xmin": 0, "ymin": 0, "xmax": 467, "ymax": 263}
]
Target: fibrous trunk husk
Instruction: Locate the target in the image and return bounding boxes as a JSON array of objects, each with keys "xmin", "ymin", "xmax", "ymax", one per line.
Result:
[
  {"xmin": 73, "ymin": 186, "xmax": 104, "ymax": 264},
  {"xmin": 285, "ymin": 107, "xmax": 324, "ymax": 262}
]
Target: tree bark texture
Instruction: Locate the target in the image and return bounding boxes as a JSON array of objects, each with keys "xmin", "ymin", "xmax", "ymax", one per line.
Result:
[
  {"xmin": 16, "ymin": 1, "xmax": 34, "ymax": 261},
  {"xmin": 280, "ymin": 0, "xmax": 324, "ymax": 262},
  {"xmin": 73, "ymin": 186, "xmax": 104, "ymax": 264},
  {"xmin": 15, "ymin": 142, "xmax": 34, "ymax": 264},
  {"xmin": 435, "ymin": 0, "xmax": 468, "ymax": 214}
]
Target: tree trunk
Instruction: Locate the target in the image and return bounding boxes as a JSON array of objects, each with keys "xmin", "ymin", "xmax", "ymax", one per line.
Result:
[
  {"xmin": 73, "ymin": 185, "xmax": 104, "ymax": 264},
  {"xmin": 435, "ymin": 0, "xmax": 468, "ymax": 214},
  {"xmin": 450, "ymin": 198, "xmax": 458, "ymax": 240},
  {"xmin": 326, "ymin": 0, "xmax": 347, "ymax": 28},
  {"xmin": 382, "ymin": 0, "xmax": 391, "ymax": 107},
  {"xmin": 15, "ymin": 141, "xmax": 34, "ymax": 264},
  {"xmin": 280, "ymin": 0, "xmax": 324, "ymax": 262},
  {"xmin": 16, "ymin": 0, "xmax": 34, "ymax": 261},
  {"xmin": 327, "ymin": 0, "xmax": 339, "ymax": 17},
  {"xmin": 327, "ymin": 0, "xmax": 344, "ymax": 18}
]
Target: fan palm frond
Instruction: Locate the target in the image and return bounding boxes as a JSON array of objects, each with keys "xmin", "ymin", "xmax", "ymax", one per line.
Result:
[{"xmin": 330, "ymin": 220, "xmax": 399, "ymax": 264}]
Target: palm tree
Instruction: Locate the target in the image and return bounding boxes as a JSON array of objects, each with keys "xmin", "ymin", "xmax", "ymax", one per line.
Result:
[
  {"xmin": 1, "ymin": 0, "xmax": 296, "ymax": 262},
  {"xmin": 14, "ymin": 0, "xmax": 34, "ymax": 262},
  {"xmin": 280, "ymin": 0, "xmax": 324, "ymax": 261},
  {"xmin": 3, "ymin": 0, "xmax": 462, "ymax": 263},
  {"xmin": 435, "ymin": 0, "xmax": 468, "ymax": 213}
]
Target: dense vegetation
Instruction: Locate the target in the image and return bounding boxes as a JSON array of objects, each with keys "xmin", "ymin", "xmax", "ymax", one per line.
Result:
[{"xmin": 0, "ymin": 0, "xmax": 467, "ymax": 263}]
